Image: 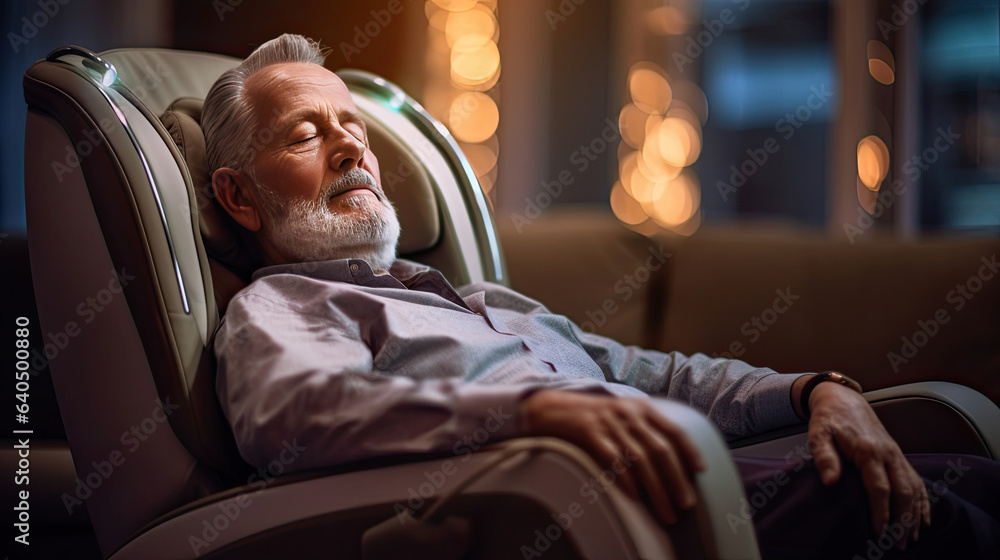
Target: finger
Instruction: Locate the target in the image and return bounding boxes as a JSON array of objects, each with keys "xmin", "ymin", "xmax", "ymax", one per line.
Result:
[
  {"xmin": 646, "ymin": 408, "xmax": 705, "ymax": 472},
  {"xmin": 921, "ymin": 480, "xmax": 932, "ymax": 528},
  {"xmin": 590, "ymin": 434, "xmax": 639, "ymax": 501},
  {"xmin": 609, "ymin": 419, "xmax": 679, "ymax": 525},
  {"xmin": 632, "ymin": 418, "xmax": 697, "ymax": 512},
  {"xmin": 911, "ymin": 474, "xmax": 931, "ymax": 541},
  {"xmin": 859, "ymin": 459, "xmax": 893, "ymax": 537},
  {"xmin": 807, "ymin": 423, "xmax": 842, "ymax": 485},
  {"xmin": 886, "ymin": 460, "xmax": 918, "ymax": 549}
]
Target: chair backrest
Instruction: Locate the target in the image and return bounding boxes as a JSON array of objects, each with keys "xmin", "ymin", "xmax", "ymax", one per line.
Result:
[{"xmin": 23, "ymin": 45, "xmax": 504, "ymax": 555}]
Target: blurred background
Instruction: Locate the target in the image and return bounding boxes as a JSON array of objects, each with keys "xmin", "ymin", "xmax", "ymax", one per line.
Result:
[{"xmin": 2, "ymin": 0, "xmax": 998, "ymax": 238}]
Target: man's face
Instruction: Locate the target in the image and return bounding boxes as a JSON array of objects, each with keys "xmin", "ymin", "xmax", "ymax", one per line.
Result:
[{"xmin": 244, "ymin": 62, "xmax": 399, "ymax": 269}]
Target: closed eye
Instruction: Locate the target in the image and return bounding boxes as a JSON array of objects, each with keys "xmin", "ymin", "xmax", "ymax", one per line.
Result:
[{"xmin": 289, "ymin": 136, "xmax": 317, "ymax": 146}]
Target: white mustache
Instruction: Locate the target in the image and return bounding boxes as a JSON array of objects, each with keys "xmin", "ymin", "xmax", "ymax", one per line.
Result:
[{"xmin": 320, "ymin": 168, "xmax": 379, "ymax": 202}]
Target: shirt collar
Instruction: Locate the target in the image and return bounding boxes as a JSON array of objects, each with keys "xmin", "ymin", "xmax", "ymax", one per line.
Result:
[
  {"xmin": 251, "ymin": 258, "xmax": 432, "ymax": 289},
  {"xmin": 252, "ymin": 258, "xmax": 472, "ymax": 310}
]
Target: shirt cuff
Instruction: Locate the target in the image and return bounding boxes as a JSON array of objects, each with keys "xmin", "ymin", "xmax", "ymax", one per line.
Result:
[
  {"xmin": 752, "ymin": 372, "xmax": 812, "ymax": 432},
  {"xmin": 454, "ymin": 383, "xmax": 540, "ymax": 442},
  {"xmin": 456, "ymin": 379, "xmax": 647, "ymax": 441}
]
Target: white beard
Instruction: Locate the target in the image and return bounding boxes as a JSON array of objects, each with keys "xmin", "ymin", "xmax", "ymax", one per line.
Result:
[{"xmin": 256, "ymin": 168, "xmax": 401, "ymax": 271}]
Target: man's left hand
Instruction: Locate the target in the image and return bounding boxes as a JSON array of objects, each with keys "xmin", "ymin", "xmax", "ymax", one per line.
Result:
[{"xmin": 806, "ymin": 382, "xmax": 931, "ymax": 549}]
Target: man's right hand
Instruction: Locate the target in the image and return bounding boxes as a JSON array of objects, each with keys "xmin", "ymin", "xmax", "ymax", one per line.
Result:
[{"xmin": 519, "ymin": 390, "xmax": 705, "ymax": 525}]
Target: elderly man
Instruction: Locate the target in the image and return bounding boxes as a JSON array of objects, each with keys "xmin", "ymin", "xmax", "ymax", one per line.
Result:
[{"xmin": 204, "ymin": 34, "xmax": 998, "ymax": 559}]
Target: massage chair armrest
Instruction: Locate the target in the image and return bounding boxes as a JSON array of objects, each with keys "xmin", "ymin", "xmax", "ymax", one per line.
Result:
[
  {"xmin": 730, "ymin": 381, "xmax": 1000, "ymax": 460},
  {"xmin": 649, "ymin": 399, "xmax": 763, "ymax": 560},
  {"xmin": 865, "ymin": 381, "xmax": 1000, "ymax": 459},
  {"xmin": 108, "ymin": 400, "xmax": 759, "ymax": 560}
]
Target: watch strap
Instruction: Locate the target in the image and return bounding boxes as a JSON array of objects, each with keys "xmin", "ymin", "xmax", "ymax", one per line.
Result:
[{"xmin": 800, "ymin": 371, "xmax": 863, "ymax": 417}]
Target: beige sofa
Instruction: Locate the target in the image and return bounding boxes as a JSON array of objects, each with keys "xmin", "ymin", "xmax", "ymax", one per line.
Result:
[{"xmin": 500, "ymin": 209, "xmax": 1000, "ymax": 407}]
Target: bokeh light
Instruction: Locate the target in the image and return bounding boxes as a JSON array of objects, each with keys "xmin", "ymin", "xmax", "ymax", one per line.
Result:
[
  {"xmin": 857, "ymin": 135, "xmax": 890, "ymax": 191},
  {"xmin": 649, "ymin": 170, "xmax": 700, "ymax": 228},
  {"xmin": 657, "ymin": 116, "xmax": 701, "ymax": 167},
  {"xmin": 449, "ymin": 92, "xmax": 499, "ymax": 143},
  {"xmin": 645, "ymin": 5, "xmax": 689, "ymax": 35},
  {"xmin": 425, "ymin": 0, "xmax": 501, "ymax": 203},
  {"xmin": 431, "ymin": 0, "xmax": 479, "ymax": 12},
  {"xmin": 445, "ymin": 6, "xmax": 497, "ymax": 47},
  {"xmin": 628, "ymin": 62, "xmax": 672, "ymax": 115},
  {"xmin": 619, "ymin": 103, "xmax": 648, "ymax": 149},
  {"xmin": 610, "ymin": 181, "xmax": 649, "ymax": 225},
  {"xmin": 867, "ymin": 40, "xmax": 896, "ymax": 85},
  {"xmin": 450, "ymin": 34, "xmax": 500, "ymax": 85}
]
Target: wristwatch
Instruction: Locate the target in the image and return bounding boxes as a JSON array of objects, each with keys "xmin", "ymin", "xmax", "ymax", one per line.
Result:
[{"xmin": 800, "ymin": 371, "xmax": 863, "ymax": 417}]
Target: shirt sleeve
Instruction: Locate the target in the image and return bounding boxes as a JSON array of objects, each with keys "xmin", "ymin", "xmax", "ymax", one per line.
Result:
[
  {"xmin": 466, "ymin": 281, "xmax": 808, "ymax": 439},
  {"xmin": 570, "ymin": 325, "xmax": 808, "ymax": 438},
  {"xmin": 215, "ymin": 289, "xmax": 536, "ymax": 472}
]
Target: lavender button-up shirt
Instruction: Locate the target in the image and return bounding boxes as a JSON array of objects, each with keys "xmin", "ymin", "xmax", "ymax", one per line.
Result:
[{"xmin": 214, "ymin": 258, "xmax": 805, "ymax": 471}]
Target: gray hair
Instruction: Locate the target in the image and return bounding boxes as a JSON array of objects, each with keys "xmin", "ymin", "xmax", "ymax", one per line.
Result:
[{"xmin": 202, "ymin": 34, "xmax": 327, "ymax": 185}]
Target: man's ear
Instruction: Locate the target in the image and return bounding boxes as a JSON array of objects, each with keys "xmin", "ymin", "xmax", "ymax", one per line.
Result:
[{"xmin": 213, "ymin": 168, "xmax": 262, "ymax": 232}]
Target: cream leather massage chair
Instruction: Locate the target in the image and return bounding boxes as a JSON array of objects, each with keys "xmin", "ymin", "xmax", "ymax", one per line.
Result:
[{"xmin": 21, "ymin": 45, "xmax": 1000, "ymax": 559}]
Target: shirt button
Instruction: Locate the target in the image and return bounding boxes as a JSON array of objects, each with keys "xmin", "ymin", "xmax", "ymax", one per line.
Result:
[{"xmin": 350, "ymin": 264, "xmax": 359, "ymax": 272}]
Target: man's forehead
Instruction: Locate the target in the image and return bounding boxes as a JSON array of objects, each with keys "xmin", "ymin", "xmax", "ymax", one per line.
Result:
[{"xmin": 246, "ymin": 62, "xmax": 356, "ymax": 123}]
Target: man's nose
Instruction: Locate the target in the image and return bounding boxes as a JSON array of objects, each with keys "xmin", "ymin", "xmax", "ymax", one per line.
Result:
[{"xmin": 327, "ymin": 133, "xmax": 366, "ymax": 173}]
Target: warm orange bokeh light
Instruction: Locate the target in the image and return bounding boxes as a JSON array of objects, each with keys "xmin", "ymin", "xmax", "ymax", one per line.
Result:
[
  {"xmin": 619, "ymin": 150, "xmax": 639, "ymax": 197},
  {"xmin": 610, "ymin": 181, "xmax": 648, "ymax": 225},
  {"xmin": 648, "ymin": 170, "xmax": 700, "ymax": 227},
  {"xmin": 857, "ymin": 135, "xmax": 890, "ymax": 191},
  {"xmin": 451, "ymin": 35, "xmax": 501, "ymax": 85},
  {"xmin": 628, "ymin": 62, "xmax": 672, "ymax": 115},
  {"xmin": 425, "ymin": 1, "xmax": 450, "ymax": 31},
  {"xmin": 866, "ymin": 40, "xmax": 896, "ymax": 85},
  {"xmin": 645, "ymin": 5, "xmax": 689, "ymax": 35},
  {"xmin": 657, "ymin": 117, "xmax": 701, "ymax": 167},
  {"xmin": 868, "ymin": 59, "xmax": 895, "ymax": 85},
  {"xmin": 445, "ymin": 6, "xmax": 497, "ymax": 47},
  {"xmin": 449, "ymin": 92, "xmax": 499, "ymax": 143},
  {"xmin": 430, "ymin": 0, "xmax": 479, "ymax": 12},
  {"xmin": 461, "ymin": 141, "xmax": 499, "ymax": 177},
  {"xmin": 619, "ymin": 103, "xmax": 648, "ymax": 150}
]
